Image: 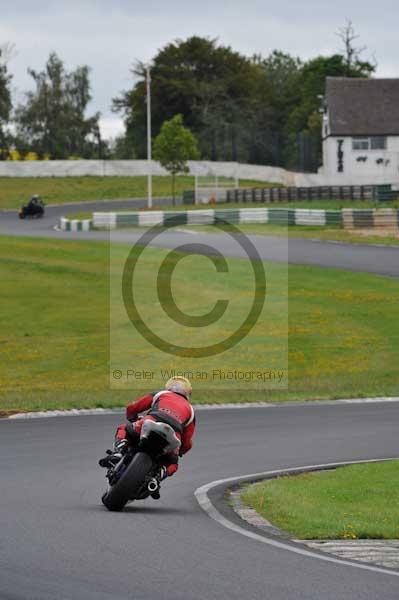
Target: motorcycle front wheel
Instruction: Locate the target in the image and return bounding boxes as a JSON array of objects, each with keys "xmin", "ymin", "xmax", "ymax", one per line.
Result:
[{"xmin": 102, "ymin": 452, "xmax": 153, "ymax": 512}]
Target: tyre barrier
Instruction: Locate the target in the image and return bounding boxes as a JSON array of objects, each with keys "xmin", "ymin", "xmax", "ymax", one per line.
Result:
[
  {"xmin": 90, "ymin": 208, "xmax": 343, "ymax": 229},
  {"xmin": 58, "ymin": 208, "xmax": 399, "ymax": 231},
  {"xmin": 59, "ymin": 217, "xmax": 93, "ymax": 231},
  {"xmin": 226, "ymin": 184, "xmax": 399, "ymax": 203},
  {"xmin": 342, "ymin": 208, "xmax": 399, "ymax": 229}
]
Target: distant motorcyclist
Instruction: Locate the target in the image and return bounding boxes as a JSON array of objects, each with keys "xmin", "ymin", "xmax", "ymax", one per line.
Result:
[
  {"xmin": 99, "ymin": 376, "xmax": 196, "ymax": 498},
  {"xmin": 27, "ymin": 194, "xmax": 44, "ymax": 213},
  {"xmin": 29, "ymin": 195, "xmax": 39, "ymax": 208},
  {"xmin": 19, "ymin": 194, "xmax": 44, "ymax": 219},
  {"xmin": 30, "ymin": 195, "xmax": 44, "ymax": 209}
]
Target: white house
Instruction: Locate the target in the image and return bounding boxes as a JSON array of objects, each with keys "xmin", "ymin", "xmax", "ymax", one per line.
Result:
[{"xmin": 320, "ymin": 77, "xmax": 399, "ymax": 185}]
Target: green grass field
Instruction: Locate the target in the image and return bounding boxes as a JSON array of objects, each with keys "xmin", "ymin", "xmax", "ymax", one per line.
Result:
[
  {"xmin": 1, "ymin": 235, "xmax": 399, "ymax": 413},
  {"xmin": 1, "ymin": 175, "xmax": 397, "ymax": 211},
  {"xmin": 0, "ymin": 176, "xmax": 272, "ymax": 210},
  {"xmin": 241, "ymin": 461, "xmax": 399, "ymax": 539}
]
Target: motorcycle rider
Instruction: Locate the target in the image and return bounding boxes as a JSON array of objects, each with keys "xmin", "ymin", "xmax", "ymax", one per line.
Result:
[
  {"xmin": 99, "ymin": 376, "xmax": 195, "ymax": 498},
  {"xmin": 26, "ymin": 194, "xmax": 44, "ymax": 215},
  {"xmin": 28, "ymin": 195, "xmax": 40, "ymax": 209}
]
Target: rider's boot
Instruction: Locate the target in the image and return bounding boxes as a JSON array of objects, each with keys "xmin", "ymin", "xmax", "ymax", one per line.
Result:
[
  {"xmin": 150, "ymin": 467, "xmax": 168, "ymax": 500},
  {"xmin": 99, "ymin": 439, "xmax": 128, "ymax": 468}
]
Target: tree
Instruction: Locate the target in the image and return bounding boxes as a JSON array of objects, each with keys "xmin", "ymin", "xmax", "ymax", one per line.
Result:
[
  {"xmin": 254, "ymin": 51, "xmax": 303, "ymax": 165},
  {"xmin": 15, "ymin": 52, "xmax": 101, "ymax": 158},
  {"xmin": 0, "ymin": 45, "xmax": 12, "ymax": 160},
  {"xmin": 153, "ymin": 114, "xmax": 200, "ymax": 204},
  {"xmin": 337, "ymin": 20, "xmax": 376, "ymax": 78},
  {"xmin": 113, "ymin": 37, "xmax": 259, "ymax": 162},
  {"xmin": 112, "ymin": 28, "xmax": 376, "ymax": 170},
  {"xmin": 109, "ymin": 134, "xmax": 133, "ymax": 159}
]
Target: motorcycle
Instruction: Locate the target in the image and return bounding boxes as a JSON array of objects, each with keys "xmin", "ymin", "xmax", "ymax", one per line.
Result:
[
  {"xmin": 101, "ymin": 419, "xmax": 181, "ymax": 512},
  {"xmin": 19, "ymin": 200, "xmax": 45, "ymax": 219}
]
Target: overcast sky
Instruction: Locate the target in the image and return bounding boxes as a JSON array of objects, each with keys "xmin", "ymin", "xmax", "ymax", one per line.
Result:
[{"xmin": 1, "ymin": 0, "xmax": 398, "ymax": 139}]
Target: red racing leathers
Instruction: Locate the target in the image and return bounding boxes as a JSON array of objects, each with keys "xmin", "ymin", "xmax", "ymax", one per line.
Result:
[{"xmin": 115, "ymin": 390, "xmax": 196, "ymax": 476}]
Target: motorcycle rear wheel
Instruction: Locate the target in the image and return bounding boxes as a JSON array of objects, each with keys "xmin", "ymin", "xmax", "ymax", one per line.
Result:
[{"xmin": 102, "ymin": 452, "xmax": 153, "ymax": 512}]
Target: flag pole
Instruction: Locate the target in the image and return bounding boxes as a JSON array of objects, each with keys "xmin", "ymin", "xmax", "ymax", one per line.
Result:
[{"xmin": 146, "ymin": 66, "xmax": 152, "ymax": 209}]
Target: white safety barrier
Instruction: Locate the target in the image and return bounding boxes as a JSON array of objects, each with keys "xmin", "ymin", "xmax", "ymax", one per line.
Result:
[
  {"xmin": 295, "ymin": 209, "xmax": 326, "ymax": 226},
  {"xmin": 84, "ymin": 208, "xmax": 343, "ymax": 229},
  {"xmin": 59, "ymin": 218, "xmax": 93, "ymax": 231}
]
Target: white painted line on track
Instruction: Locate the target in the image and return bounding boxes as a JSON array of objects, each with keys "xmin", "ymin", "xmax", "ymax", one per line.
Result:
[
  {"xmin": 338, "ymin": 397, "xmax": 399, "ymax": 404},
  {"xmin": 175, "ymin": 228, "xmax": 200, "ymax": 235},
  {"xmin": 7, "ymin": 408, "xmax": 124, "ymax": 419},
  {"xmin": 4, "ymin": 396, "xmax": 399, "ymax": 420},
  {"xmin": 306, "ymin": 238, "xmax": 399, "ymax": 250},
  {"xmin": 194, "ymin": 458, "xmax": 399, "ymax": 578}
]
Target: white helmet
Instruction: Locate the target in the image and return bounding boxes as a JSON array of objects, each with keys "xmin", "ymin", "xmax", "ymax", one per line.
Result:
[{"xmin": 165, "ymin": 376, "xmax": 192, "ymax": 400}]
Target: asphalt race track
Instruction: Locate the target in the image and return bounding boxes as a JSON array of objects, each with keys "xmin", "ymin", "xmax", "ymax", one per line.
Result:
[
  {"xmin": 2, "ymin": 203, "xmax": 399, "ymax": 598},
  {"xmin": 1, "ymin": 202, "xmax": 399, "ymax": 276},
  {"xmin": 1, "ymin": 403, "xmax": 399, "ymax": 600}
]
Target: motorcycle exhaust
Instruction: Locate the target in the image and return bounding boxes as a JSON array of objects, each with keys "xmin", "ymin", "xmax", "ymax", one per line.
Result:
[{"xmin": 147, "ymin": 478, "xmax": 159, "ymax": 493}]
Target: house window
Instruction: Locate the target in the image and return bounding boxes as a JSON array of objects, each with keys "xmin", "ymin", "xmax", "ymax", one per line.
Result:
[
  {"xmin": 352, "ymin": 136, "xmax": 387, "ymax": 150},
  {"xmin": 370, "ymin": 136, "xmax": 387, "ymax": 150},
  {"xmin": 352, "ymin": 138, "xmax": 369, "ymax": 150}
]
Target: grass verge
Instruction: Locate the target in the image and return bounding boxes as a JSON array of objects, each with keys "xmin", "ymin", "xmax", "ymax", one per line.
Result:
[
  {"xmin": 0, "ymin": 176, "xmax": 272, "ymax": 210},
  {"xmin": 1, "ymin": 235, "xmax": 399, "ymax": 411},
  {"xmin": 1, "ymin": 175, "xmax": 397, "ymax": 211},
  {"xmin": 241, "ymin": 461, "xmax": 399, "ymax": 539}
]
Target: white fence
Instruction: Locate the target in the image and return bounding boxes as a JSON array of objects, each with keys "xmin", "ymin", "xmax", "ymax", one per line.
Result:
[
  {"xmin": 0, "ymin": 159, "xmax": 302, "ymax": 186},
  {"xmin": 1, "ymin": 159, "xmax": 398, "ymax": 187}
]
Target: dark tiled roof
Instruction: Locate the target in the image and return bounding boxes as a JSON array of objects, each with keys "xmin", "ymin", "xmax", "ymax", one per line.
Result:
[{"xmin": 326, "ymin": 77, "xmax": 399, "ymax": 136}]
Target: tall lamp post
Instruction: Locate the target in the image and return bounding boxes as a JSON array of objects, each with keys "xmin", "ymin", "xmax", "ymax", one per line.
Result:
[{"xmin": 146, "ymin": 65, "xmax": 152, "ymax": 208}]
